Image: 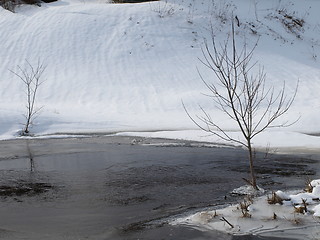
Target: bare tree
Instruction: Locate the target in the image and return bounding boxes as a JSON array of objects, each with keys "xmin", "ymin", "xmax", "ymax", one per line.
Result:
[
  {"xmin": 11, "ymin": 60, "xmax": 45, "ymax": 135},
  {"xmin": 185, "ymin": 22, "xmax": 298, "ymax": 190}
]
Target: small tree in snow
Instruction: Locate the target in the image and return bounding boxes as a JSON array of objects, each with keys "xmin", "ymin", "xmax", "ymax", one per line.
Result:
[
  {"xmin": 185, "ymin": 21, "xmax": 298, "ymax": 190},
  {"xmin": 11, "ymin": 60, "xmax": 45, "ymax": 135}
]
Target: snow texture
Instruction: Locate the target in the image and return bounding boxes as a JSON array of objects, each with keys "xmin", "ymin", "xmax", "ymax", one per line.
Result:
[
  {"xmin": 172, "ymin": 179, "xmax": 320, "ymax": 239},
  {"xmin": 0, "ymin": 0, "xmax": 320, "ymax": 150}
]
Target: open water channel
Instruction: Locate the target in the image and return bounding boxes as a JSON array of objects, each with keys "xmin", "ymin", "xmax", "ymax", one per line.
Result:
[{"xmin": 0, "ymin": 135, "xmax": 318, "ymax": 239}]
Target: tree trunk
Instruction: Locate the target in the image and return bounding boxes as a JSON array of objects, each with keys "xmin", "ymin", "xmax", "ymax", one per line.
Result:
[
  {"xmin": 247, "ymin": 139, "xmax": 258, "ymax": 190},
  {"xmin": 24, "ymin": 115, "xmax": 31, "ymax": 134}
]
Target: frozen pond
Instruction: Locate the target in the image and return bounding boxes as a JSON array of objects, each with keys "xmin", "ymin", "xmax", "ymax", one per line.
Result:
[{"xmin": 0, "ymin": 136, "xmax": 318, "ymax": 239}]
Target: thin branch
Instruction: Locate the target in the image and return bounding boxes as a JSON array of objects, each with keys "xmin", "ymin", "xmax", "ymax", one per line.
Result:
[{"xmin": 185, "ymin": 20, "xmax": 298, "ymax": 190}]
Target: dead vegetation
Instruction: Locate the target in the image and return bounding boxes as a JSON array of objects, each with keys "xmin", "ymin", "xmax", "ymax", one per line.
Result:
[
  {"xmin": 269, "ymin": 8, "xmax": 305, "ymax": 39},
  {"xmin": 304, "ymin": 178, "xmax": 313, "ymax": 193},
  {"xmin": 293, "ymin": 198, "xmax": 308, "ymax": 214},
  {"xmin": 268, "ymin": 192, "xmax": 286, "ymax": 205},
  {"xmin": 238, "ymin": 197, "xmax": 253, "ymax": 218}
]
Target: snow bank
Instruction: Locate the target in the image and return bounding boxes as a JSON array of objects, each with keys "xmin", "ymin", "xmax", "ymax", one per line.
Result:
[
  {"xmin": 0, "ymin": 0, "xmax": 320, "ymax": 148},
  {"xmin": 115, "ymin": 129, "xmax": 320, "ymax": 152},
  {"xmin": 171, "ymin": 179, "xmax": 320, "ymax": 239}
]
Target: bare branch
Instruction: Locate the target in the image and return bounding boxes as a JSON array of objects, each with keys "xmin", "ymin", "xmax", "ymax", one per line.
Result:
[
  {"xmin": 11, "ymin": 60, "xmax": 46, "ymax": 135},
  {"xmin": 185, "ymin": 20, "xmax": 298, "ymax": 190}
]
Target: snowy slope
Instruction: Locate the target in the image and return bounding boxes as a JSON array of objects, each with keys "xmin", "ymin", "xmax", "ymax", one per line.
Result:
[
  {"xmin": 0, "ymin": 0, "xmax": 204, "ymax": 136},
  {"xmin": 0, "ymin": 0, "xmax": 320, "ymax": 149}
]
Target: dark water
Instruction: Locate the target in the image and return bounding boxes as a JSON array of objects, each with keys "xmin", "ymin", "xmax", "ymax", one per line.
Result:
[{"xmin": 0, "ymin": 137, "xmax": 318, "ymax": 239}]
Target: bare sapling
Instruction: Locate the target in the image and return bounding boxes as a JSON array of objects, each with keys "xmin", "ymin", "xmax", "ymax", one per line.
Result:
[
  {"xmin": 11, "ymin": 60, "xmax": 46, "ymax": 135},
  {"xmin": 185, "ymin": 20, "xmax": 298, "ymax": 190}
]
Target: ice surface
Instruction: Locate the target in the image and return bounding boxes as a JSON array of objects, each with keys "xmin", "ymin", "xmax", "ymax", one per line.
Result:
[{"xmin": 172, "ymin": 179, "xmax": 320, "ymax": 239}]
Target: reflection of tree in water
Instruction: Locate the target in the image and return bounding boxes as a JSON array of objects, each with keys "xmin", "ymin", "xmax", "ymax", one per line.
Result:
[
  {"xmin": 0, "ymin": 141, "xmax": 55, "ymax": 199},
  {"xmin": 26, "ymin": 140, "xmax": 35, "ymax": 172}
]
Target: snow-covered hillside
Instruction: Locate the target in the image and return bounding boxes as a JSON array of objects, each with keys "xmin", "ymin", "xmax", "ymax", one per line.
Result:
[{"xmin": 0, "ymin": 0, "xmax": 319, "ymax": 149}]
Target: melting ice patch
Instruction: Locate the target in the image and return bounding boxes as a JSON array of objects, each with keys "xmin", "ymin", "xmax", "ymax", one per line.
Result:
[{"xmin": 171, "ymin": 179, "xmax": 320, "ymax": 239}]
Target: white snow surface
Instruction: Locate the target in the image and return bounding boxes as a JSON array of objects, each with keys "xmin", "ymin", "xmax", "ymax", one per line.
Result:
[
  {"xmin": 0, "ymin": 0, "xmax": 320, "ymax": 149},
  {"xmin": 172, "ymin": 180, "xmax": 320, "ymax": 239}
]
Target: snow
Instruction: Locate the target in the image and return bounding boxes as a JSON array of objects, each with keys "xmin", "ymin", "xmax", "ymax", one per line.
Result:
[
  {"xmin": 231, "ymin": 185, "xmax": 265, "ymax": 196},
  {"xmin": 313, "ymin": 204, "xmax": 320, "ymax": 217},
  {"xmin": 311, "ymin": 180, "xmax": 320, "ymax": 187},
  {"xmin": 275, "ymin": 190, "xmax": 290, "ymax": 201},
  {"xmin": 1, "ymin": 1, "xmax": 320, "ymax": 238},
  {"xmin": 0, "ymin": 0, "xmax": 319, "ymax": 151},
  {"xmin": 171, "ymin": 179, "xmax": 320, "ymax": 239}
]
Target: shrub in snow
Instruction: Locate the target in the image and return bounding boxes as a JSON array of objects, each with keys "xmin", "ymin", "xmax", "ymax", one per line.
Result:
[
  {"xmin": 305, "ymin": 178, "xmax": 314, "ymax": 193},
  {"xmin": 238, "ymin": 198, "xmax": 253, "ymax": 218},
  {"xmin": 293, "ymin": 198, "xmax": 308, "ymax": 214},
  {"xmin": 275, "ymin": 8, "xmax": 305, "ymax": 39},
  {"xmin": 11, "ymin": 60, "xmax": 46, "ymax": 136},
  {"xmin": 274, "ymin": 190, "xmax": 290, "ymax": 201},
  {"xmin": 267, "ymin": 191, "xmax": 289, "ymax": 205},
  {"xmin": 149, "ymin": 0, "xmax": 175, "ymax": 18}
]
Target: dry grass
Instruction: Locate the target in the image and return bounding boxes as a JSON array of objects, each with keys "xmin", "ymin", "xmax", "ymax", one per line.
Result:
[
  {"xmin": 293, "ymin": 198, "xmax": 308, "ymax": 214},
  {"xmin": 238, "ymin": 197, "xmax": 253, "ymax": 218},
  {"xmin": 267, "ymin": 192, "xmax": 284, "ymax": 205},
  {"xmin": 304, "ymin": 178, "xmax": 313, "ymax": 193},
  {"xmin": 272, "ymin": 8, "xmax": 305, "ymax": 39}
]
